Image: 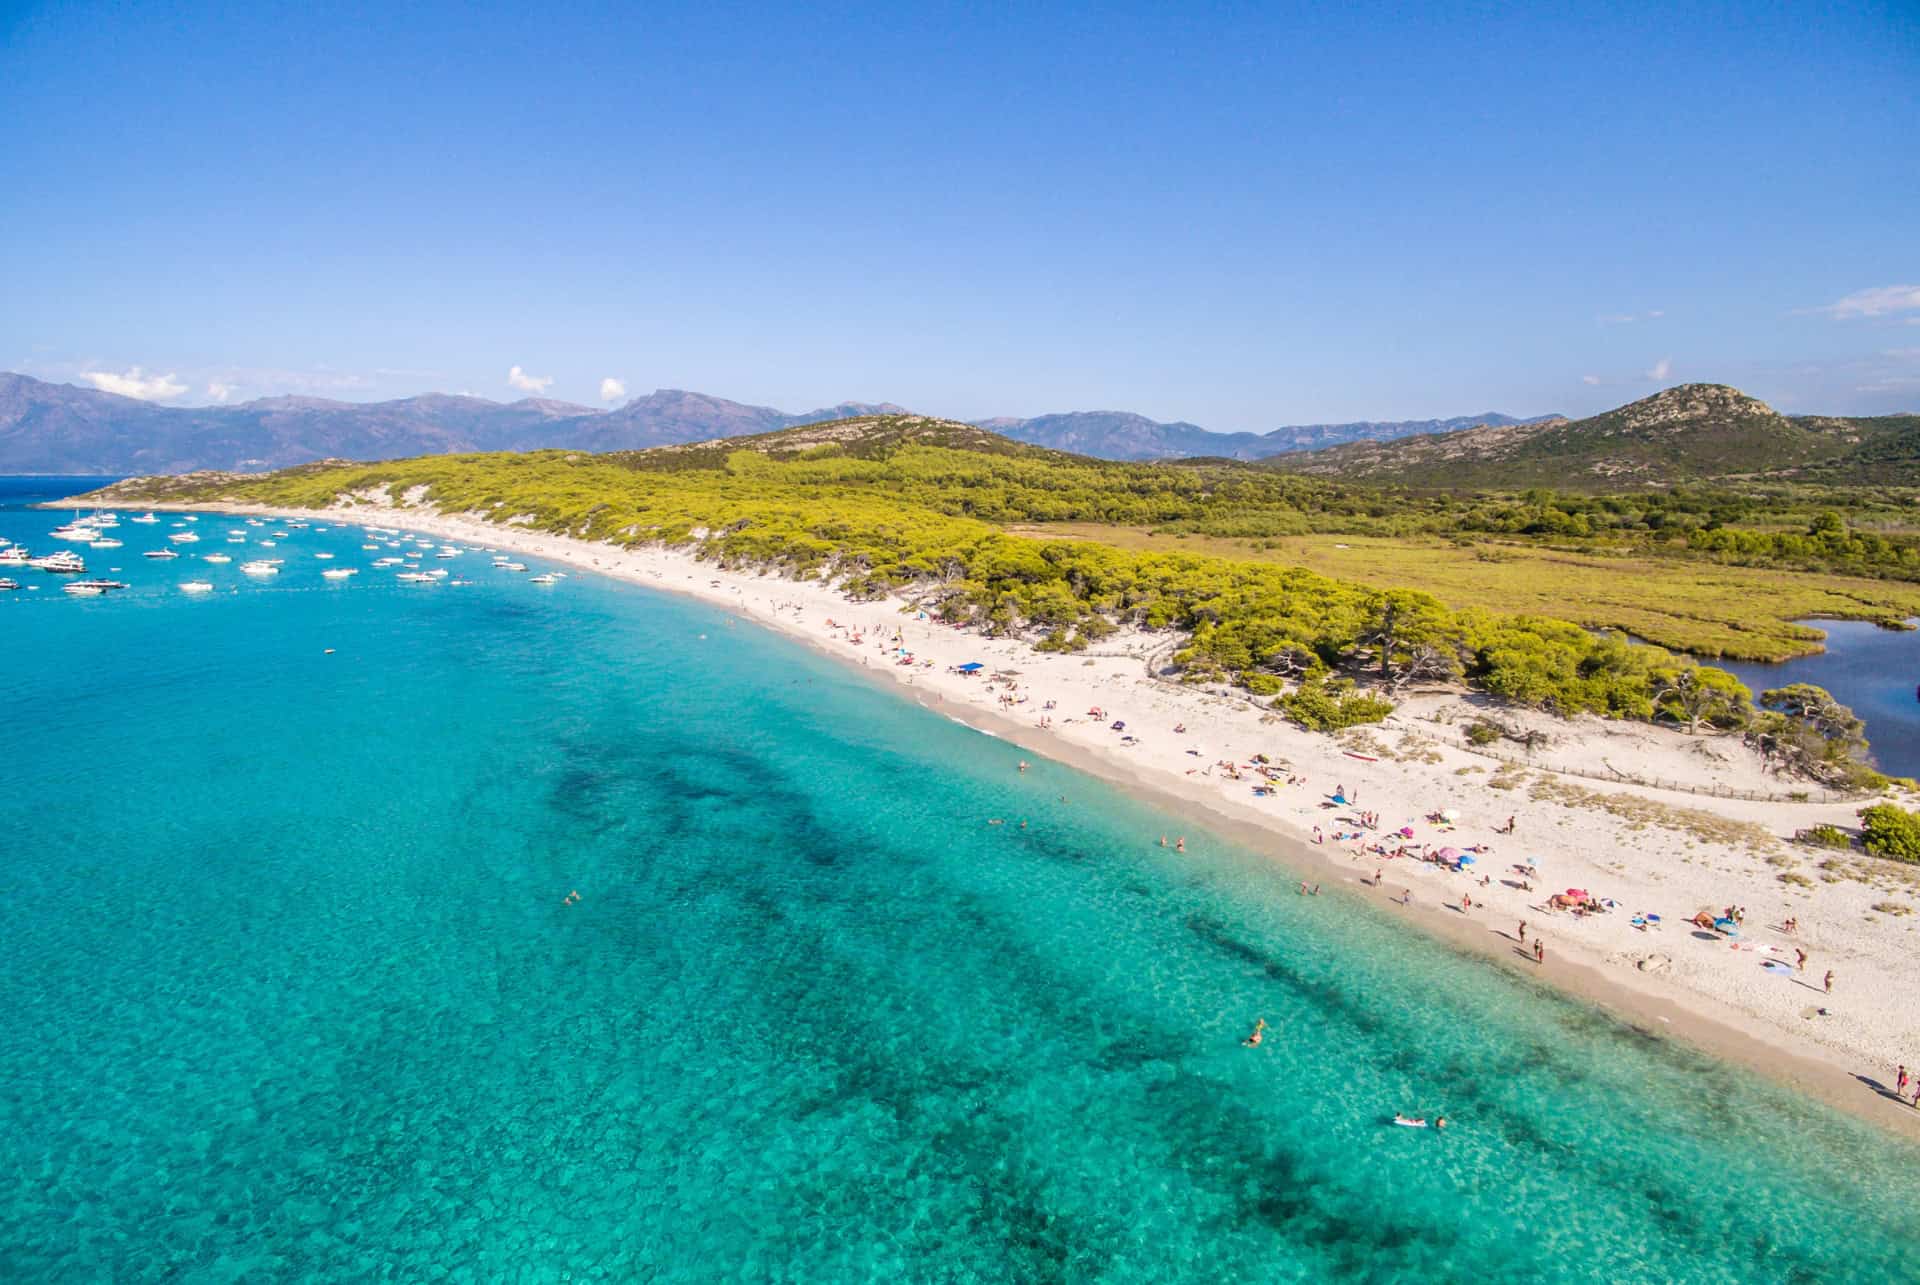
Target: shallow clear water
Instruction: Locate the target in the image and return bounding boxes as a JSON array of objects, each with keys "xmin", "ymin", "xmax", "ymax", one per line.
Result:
[
  {"xmin": 1720, "ymin": 619, "xmax": 1920, "ymax": 779},
  {"xmin": 5, "ymin": 478, "xmax": 1920, "ymax": 1282}
]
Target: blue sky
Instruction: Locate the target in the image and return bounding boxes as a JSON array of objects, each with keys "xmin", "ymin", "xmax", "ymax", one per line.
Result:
[{"xmin": 2, "ymin": 0, "xmax": 1915, "ymax": 426}]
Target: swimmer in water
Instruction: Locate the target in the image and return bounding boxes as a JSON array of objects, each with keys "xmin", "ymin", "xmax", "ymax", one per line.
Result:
[{"xmin": 1242, "ymin": 1018, "xmax": 1267, "ymax": 1048}]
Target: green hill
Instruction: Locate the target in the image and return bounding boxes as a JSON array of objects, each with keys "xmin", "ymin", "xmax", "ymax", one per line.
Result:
[{"xmin": 1262, "ymin": 384, "xmax": 1903, "ymax": 488}]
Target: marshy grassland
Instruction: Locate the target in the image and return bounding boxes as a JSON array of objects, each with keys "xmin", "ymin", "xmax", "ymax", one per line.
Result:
[{"xmin": 1013, "ymin": 524, "xmax": 1920, "ymax": 662}]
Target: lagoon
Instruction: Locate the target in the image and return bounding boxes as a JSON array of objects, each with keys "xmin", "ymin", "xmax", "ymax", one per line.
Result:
[{"xmin": 1720, "ymin": 619, "xmax": 1920, "ymax": 779}]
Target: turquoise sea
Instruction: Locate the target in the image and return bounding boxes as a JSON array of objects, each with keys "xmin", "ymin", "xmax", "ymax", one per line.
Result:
[{"xmin": 5, "ymin": 476, "xmax": 1920, "ymax": 1283}]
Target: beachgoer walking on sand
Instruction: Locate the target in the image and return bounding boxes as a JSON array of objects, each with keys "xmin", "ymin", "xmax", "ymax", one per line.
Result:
[
  {"xmin": 1912, "ymin": 1081, "xmax": 1920, "ymax": 1109},
  {"xmin": 1242, "ymin": 1018, "xmax": 1267, "ymax": 1048},
  {"xmin": 1375, "ymin": 868, "xmax": 1384, "ymax": 887},
  {"xmin": 1796, "ymin": 948, "xmax": 1808, "ymax": 971},
  {"xmin": 1518, "ymin": 921, "xmax": 1527, "ymax": 943},
  {"xmin": 1401, "ymin": 888, "xmax": 1411, "ymax": 905},
  {"xmin": 1899, "ymin": 1065, "xmax": 1909, "ymax": 1097},
  {"xmin": 1461, "ymin": 894, "xmax": 1471, "ymax": 912},
  {"xmin": 1825, "ymin": 970, "xmax": 1835, "ymax": 995},
  {"xmin": 1534, "ymin": 939, "xmax": 1545, "ymax": 964}
]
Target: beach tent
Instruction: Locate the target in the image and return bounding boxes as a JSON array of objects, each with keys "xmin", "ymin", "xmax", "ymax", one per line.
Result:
[
  {"xmin": 958, "ymin": 662, "xmax": 984, "ymax": 673},
  {"xmin": 1436, "ymin": 847, "xmax": 1461, "ymax": 860}
]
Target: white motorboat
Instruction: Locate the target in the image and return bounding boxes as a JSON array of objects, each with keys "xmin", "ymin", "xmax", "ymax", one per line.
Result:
[
  {"xmin": 0, "ymin": 578, "xmax": 17, "ymax": 591},
  {"xmin": 62, "ymin": 578, "xmax": 127, "ymax": 596},
  {"xmin": 91, "ymin": 538, "xmax": 124, "ymax": 549},
  {"xmin": 0, "ymin": 547, "xmax": 29, "ymax": 565},
  {"xmin": 202, "ymin": 553, "xmax": 232, "ymax": 564},
  {"xmin": 130, "ymin": 513, "xmax": 160, "ymax": 524},
  {"xmin": 181, "ymin": 581, "xmax": 215, "ymax": 593},
  {"xmin": 322, "ymin": 567, "xmax": 358, "ymax": 580},
  {"xmin": 529, "ymin": 574, "xmax": 559, "ymax": 585},
  {"xmin": 240, "ymin": 560, "xmax": 281, "ymax": 576},
  {"xmin": 49, "ymin": 524, "xmax": 102, "ymax": 542},
  {"xmin": 144, "ymin": 549, "xmax": 180, "ymax": 560},
  {"xmin": 169, "ymin": 531, "xmax": 200, "ymax": 544},
  {"xmin": 314, "ymin": 552, "xmax": 334, "ymax": 560},
  {"xmin": 31, "ymin": 551, "xmax": 85, "ymax": 573},
  {"xmin": 395, "ymin": 571, "xmax": 435, "ymax": 583}
]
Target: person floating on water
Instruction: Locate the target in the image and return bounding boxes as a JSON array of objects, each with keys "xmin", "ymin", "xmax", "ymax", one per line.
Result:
[{"xmin": 1242, "ymin": 1018, "xmax": 1267, "ymax": 1048}]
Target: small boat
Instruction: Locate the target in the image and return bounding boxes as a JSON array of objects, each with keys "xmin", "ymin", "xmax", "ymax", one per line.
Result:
[
  {"xmin": 499, "ymin": 562, "xmax": 528, "ymax": 572},
  {"xmin": 257, "ymin": 540, "xmax": 277, "ymax": 548},
  {"xmin": 0, "ymin": 578, "xmax": 17, "ymax": 592},
  {"xmin": 0, "ymin": 547, "xmax": 29, "ymax": 565},
  {"xmin": 240, "ymin": 560, "xmax": 281, "ymax": 576},
  {"xmin": 169, "ymin": 531, "xmax": 200, "ymax": 544},
  {"xmin": 31, "ymin": 551, "xmax": 86, "ymax": 573},
  {"xmin": 202, "ymin": 553, "xmax": 232, "ymax": 564},
  {"xmin": 144, "ymin": 549, "xmax": 181, "ymax": 560},
  {"xmin": 91, "ymin": 538, "xmax": 124, "ymax": 549},
  {"xmin": 321, "ymin": 567, "xmax": 358, "ymax": 580},
  {"xmin": 180, "ymin": 581, "xmax": 215, "ymax": 593},
  {"xmin": 181, "ymin": 515, "xmax": 198, "ymax": 523},
  {"xmin": 529, "ymin": 574, "xmax": 559, "ymax": 585},
  {"xmin": 315, "ymin": 552, "xmax": 334, "ymax": 560},
  {"xmin": 130, "ymin": 513, "xmax": 160, "ymax": 524},
  {"xmin": 62, "ymin": 578, "xmax": 128, "ymax": 596},
  {"xmin": 362, "ymin": 543, "xmax": 380, "ymax": 550},
  {"xmin": 395, "ymin": 571, "xmax": 435, "ymax": 583},
  {"xmin": 49, "ymin": 524, "xmax": 102, "ymax": 542}
]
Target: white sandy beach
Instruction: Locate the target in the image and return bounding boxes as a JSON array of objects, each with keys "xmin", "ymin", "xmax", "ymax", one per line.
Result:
[{"xmin": 127, "ymin": 495, "xmax": 1920, "ymax": 1133}]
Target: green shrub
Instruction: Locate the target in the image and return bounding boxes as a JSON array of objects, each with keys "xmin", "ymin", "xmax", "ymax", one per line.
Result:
[
  {"xmin": 1794, "ymin": 823, "xmax": 1852, "ymax": 850},
  {"xmin": 1858, "ymin": 804, "xmax": 1920, "ymax": 862},
  {"xmin": 1465, "ymin": 720, "xmax": 1502, "ymax": 747},
  {"xmin": 1275, "ymin": 678, "xmax": 1395, "ymax": 731}
]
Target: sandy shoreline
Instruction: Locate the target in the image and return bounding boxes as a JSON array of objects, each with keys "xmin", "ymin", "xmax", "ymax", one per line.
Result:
[{"xmin": 91, "ymin": 496, "xmax": 1920, "ymax": 1139}]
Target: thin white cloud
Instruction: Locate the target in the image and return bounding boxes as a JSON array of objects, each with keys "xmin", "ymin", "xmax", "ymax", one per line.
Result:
[
  {"xmin": 206, "ymin": 380, "xmax": 234, "ymax": 402},
  {"xmin": 507, "ymin": 365, "xmax": 553, "ymax": 394},
  {"xmin": 600, "ymin": 377, "xmax": 627, "ymax": 403},
  {"xmin": 1646, "ymin": 358, "xmax": 1673, "ymax": 381},
  {"xmin": 84, "ymin": 366, "xmax": 187, "ymax": 401},
  {"xmin": 1599, "ymin": 309, "xmax": 1666, "ymax": 325},
  {"xmin": 1581, "ymin": 374, "xmax": 1602, "ymax": 386},
  {"xmin": 1812, "ymin": 285, "xmax": 1920, "ymax": 320}
]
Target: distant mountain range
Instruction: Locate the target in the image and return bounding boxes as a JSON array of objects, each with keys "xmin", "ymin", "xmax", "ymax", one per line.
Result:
[
  {"xmin": 1262, "ymin": 384, "xmax": 1920, "ymax": 488},
  {"xmin": 0, "ymin": 371, "xmax": 1548, "ymax": 473},
  {"xmin": 979, "ymin": 410, "xmax": 1559, "ymax": 461},
  {"xmin": 0, "ymin": 374, "xmax": 910, "ymax": 474}
]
